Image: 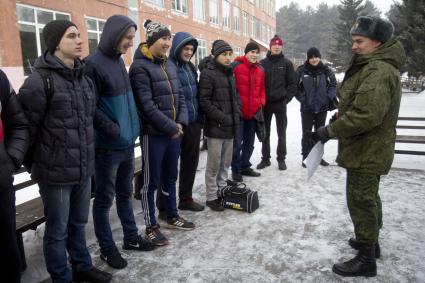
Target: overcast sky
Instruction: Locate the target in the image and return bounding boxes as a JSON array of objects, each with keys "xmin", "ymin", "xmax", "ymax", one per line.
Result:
[{"xmin": 276, "ymin": 0, "xmax": 400, "ymax": 14}]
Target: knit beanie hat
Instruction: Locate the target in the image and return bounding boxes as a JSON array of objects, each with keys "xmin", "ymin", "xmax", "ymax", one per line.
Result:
[
  {"xmin": 213, "ymin": 40, "xmax": 232, "ymax": 57},
  {"xmin": 244, "ymin": 42, "xmax": 260, "ymax": 54},
  {"xmin": 211, "ymin": 39, "xmax": 226, "ymax": 55},
  {"xmin": 269, "ymin": 35, "xmax": 284, "ymax": 48},
  {"xmin": 307, "ymin": 47, "xmax": 321, "ymax": 59},
  {"xmin": 144, "ymin": 19, "xmax": 171, "ymax": 47},
  {"xmin": 43, "ymin": 20, "xmax": 77, "ymax": 53},
  {"xmin": 350, "ymin": 16, "xmax": 394, "ymax": 43}
]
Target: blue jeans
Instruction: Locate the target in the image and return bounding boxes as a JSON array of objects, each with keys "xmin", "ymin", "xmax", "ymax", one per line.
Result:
[
  {"xmin": 39, "ymin": 179, "xmax": 92, "ymax": 283},
  {"xmin": 138, "ymin": 135, "xmax": 181, "ymax": 227},
  {"xmin": 232, "ymin": 118, "xmax": 257, "ymax": 173},
  {"xmin": 93, "ymin": 147, "xmax": 138, "ymax": 255}
]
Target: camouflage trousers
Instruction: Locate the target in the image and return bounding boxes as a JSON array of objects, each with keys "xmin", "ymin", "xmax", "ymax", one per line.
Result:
[{"xmin": 346, "ymin": 170, "xmax": 382, "ymax": 245}]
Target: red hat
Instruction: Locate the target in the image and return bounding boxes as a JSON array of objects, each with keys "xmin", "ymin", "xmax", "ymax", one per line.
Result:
[{"xmin": 269, "ymin": 35, "xmax": 284, "ymax": 48}]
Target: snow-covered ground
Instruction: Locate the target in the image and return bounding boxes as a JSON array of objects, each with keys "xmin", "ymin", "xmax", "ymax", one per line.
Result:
[{"xmin": 19, "ymin": 90, "xmax": 425, "ymax": 283}]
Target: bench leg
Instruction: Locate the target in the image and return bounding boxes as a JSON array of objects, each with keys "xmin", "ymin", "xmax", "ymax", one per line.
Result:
[{"xmin": 16, "ymin": 233, "xmax": 27, "ymax": 272}]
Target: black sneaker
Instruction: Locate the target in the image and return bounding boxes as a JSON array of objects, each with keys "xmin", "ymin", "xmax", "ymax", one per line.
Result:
[
  {"xmin": 256, "ymin": 159, "xmax": 271, "ymax": 169},
  {"xmin": 241, "ymin": 168, "xmax": 261, "ymax": 177},
  {"xmin": 320, "ymin": 159, "xmax": 329, "ymax": 166},
  {"xmin": 100, "ymin": 249, "xmax": 127, "ymax": 269},
  {"xmin": 123, "ymin": 235, "xmax": 156, "ymax": 251},
  {"xmin": 206, "ymin": 199, "xmax": 225, "ymax": 211},
  {"xmin": 232, "ymin": 172, "xmax": 243, "ymax": 182},
  {"xmin": 178, "ymin": 198, "xmax": 205, "ymax": 211},
  {"xmin": 73, "ymin": 266, "xmax": 112, "ymax": 283},
  {"xmin": 145, "ymin": 225, "xmax": 169, "ymax": 246},
  {"xmin": 165, "ymin": 216, "xmax": 195, "ymax": 230},
  {"xmin": 278, "ymin": 161, "xmax": 287, "ymax": 170}
]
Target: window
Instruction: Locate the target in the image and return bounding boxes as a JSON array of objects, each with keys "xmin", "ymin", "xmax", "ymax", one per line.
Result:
[
  {"xmin": 16, "ymin": 4, "xmax": 71, "ymax": 75},
  {"xmin": 222, "ymin": 0, "xmax": 231, "ymax": 29},
  {"xmin": 195, "ymin": 39, "xmax": 207, "ymax": 67},
  {"xmin": 145, "ymin": 0, "xmax": 164, "ymax": 7},
  {"xmin": 242, "ymin": 12, "xmax": 248, "ymax": 36},
  {"xmin": 256, "ymin": 19, "xmax": 261, "ymax": 39},
  {"xmin": 250, "ymin": 15, "xmax": 255, "ymax": 37},
  {"xmin": 262, "ymin": 23, "xmax": 266, "ymax": 42},
  {"xmin": 193, "ymin": 0, "xmax": 205, "ymax": 20},
  {"xmin": 85, "ymin": 17, "xmax": 105, "ymax": 54},
  {"xmin": 172, "ymin": 0, "xmax": 187, "ymax": 13},
  {"xmin": 233, "ymin": 6, "xmax": 240, "ymax": 33},
  {"xmin": 209, "ymin": 0, "xmax": 219, "ymax": 25},
  {"xmin": 234, "ymin": 47, "xmax": 242, "ymax": 57}
]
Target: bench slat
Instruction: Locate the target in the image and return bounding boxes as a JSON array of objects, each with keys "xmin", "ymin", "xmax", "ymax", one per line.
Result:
[
  {"xmin": 395, "ymin": 135, "xmax": 425, "ymax": 144},
  {"xmin": 16, "ymin": 197, "xmax": 45, "ymax": 234}
]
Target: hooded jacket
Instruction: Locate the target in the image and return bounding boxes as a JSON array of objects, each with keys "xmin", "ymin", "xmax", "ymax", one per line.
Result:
[
  {"xmin": 232, "ymin": 55, "xmax": 266, "ymax": 119},
  {"xmin": 85, "ymin": 15, "xmax": 140, "ymax": 149},
  {"xmin": 0, "ymin": 70, "xmax": 29, "ymax": 190},
  {"xmin": 169, "ymin": 32, "xmax": 201, "ymax": 124},
  {"xmin": 330, "ymin": 39, "xmax": 406, "ymax": 175},
  {"xmin": 19, "ymin": 52, "xmax": 95, "ymax": 185},
  {"xmin": 260, "ymin": 51, "xmax": 297, "ymax": 103},
  {"xmin": 129, "ymin": 43, "xmax": 188, "ymax": 136}
]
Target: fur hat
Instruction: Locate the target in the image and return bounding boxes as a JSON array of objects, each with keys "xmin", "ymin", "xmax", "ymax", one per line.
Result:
[
  {"xmin": 269, "ymin": 35, "xmax": 284, "ymax": 48},
  {"xmin": 212, "ymin": 40, "xmax": 232, "ymax": 57},
  {"xmin": 244, "ymin": 42, "xmax": 260, "ymax": 54},
  {"xmin": 144, "ymin": 19, "xmax": 171, "ymax": 47},
  {"xmin": 43, "ymin": 20, "xmax": 77, "ymax": 53},
  {"xmin": 350, "ymin": 16, "xmax": 394, "ymax": 43},
  {"xmin": 307, "ymin": 47, "xmax": 321, "ymax": 59}
]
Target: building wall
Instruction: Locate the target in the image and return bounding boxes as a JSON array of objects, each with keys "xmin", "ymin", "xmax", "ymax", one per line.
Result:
[{"xmin": 0, "ymin": 0, "xmax": 275, "ymax": 89}]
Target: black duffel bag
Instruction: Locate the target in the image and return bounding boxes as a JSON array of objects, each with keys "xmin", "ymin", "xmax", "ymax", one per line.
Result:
[{"xmin": 217, "ymin": 182, "xmax": 259, "ymax": 213}]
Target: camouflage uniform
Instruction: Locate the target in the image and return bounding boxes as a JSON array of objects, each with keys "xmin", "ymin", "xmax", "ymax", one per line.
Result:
[{"xmin": 329, "ymin": 39, "xmax": 406, "ymax": 245}]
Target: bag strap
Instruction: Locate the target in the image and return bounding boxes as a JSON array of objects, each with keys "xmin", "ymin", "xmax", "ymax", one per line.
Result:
[{"xmin": 36, "ymin": 69, "xmax": 54, "ymax": 112}]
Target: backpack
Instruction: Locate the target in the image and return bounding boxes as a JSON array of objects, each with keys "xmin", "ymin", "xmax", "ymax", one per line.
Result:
[{"xmin": 217, "ymin": 182, "xmax": 259, "ymax": 213}]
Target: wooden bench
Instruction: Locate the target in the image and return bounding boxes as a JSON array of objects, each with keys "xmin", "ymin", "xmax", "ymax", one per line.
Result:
[{"xmin": 395, "ymin": 117, "xmax": 425, "ymax": 155}]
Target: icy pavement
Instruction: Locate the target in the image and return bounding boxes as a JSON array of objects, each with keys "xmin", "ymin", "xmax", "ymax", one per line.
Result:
[{"xmin": 20, "ymin": 91, "xmax": 425, "ymax": 283}]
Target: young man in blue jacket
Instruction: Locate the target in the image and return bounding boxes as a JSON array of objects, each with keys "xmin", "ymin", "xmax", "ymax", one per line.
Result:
[{"xmin": 85, "ymin": 15, "xmax": 155, "ymax": 270}]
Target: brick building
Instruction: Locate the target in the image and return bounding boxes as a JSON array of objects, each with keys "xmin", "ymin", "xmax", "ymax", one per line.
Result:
[{"xmin": 0, "ymin": 0, "xmax": 276, "ymax": 89}]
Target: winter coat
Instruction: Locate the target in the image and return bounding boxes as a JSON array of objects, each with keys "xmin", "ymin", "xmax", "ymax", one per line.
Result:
[
  {"xmin": 330, "ymin": 39, "xmax": 406, "ymax": 175},
  {"xmin": 260, "ymin": 51, "xmax": 297, "ymax": 103},
  {"xmin": 169, "ymin": 32, "xmax": 201, "ymax": 124},
  {"xmin": 0, "ymin": 70, "xmax": 29, "ymax": 190},
  {"xmin": 199, "ymin": 59, "xmax": 241, "ymax": 139},
  {"xmin": 130, "ymin": 43, "xmax": 188, "ymax": 136},
  {"xmin": 19, "ymin": 52, "xmax": 96, "ymax": 185},
  {"xmin": 296, "ymin": 62, "xmax": 337, "ymax": 113},
  {"xmin": 198, "ymin": 55, "xmax": 213, "ymax": 72},
  {"xmin": 232, "ymin": 56, "xmax": 266, "ymax": 119},
  {"xmin": 85, "ymin": 15, "xmax": 140, "ymax": 149}
]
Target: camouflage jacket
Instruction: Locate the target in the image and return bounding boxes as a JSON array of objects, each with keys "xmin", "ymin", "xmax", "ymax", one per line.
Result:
[{"xmin": 330, "ymin": 39, "xmax": 406, "ymax": 175}]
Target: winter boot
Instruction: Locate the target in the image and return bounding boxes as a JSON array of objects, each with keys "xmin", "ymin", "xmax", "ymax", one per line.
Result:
[
  {"xmin": 332, "ymin": 245, "xmax": 377, "ymax": 277},
  {"xmin": 349, "ymin": 238, "xmax": 381, "ymax": 259}
]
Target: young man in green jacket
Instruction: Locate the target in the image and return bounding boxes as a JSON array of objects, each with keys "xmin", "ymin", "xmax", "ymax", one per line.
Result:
[{"xmin": 313, "ymin": 16, "xmax": 406, "ymax": 277}]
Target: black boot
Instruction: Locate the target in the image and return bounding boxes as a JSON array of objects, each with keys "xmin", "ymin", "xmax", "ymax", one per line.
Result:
[
  {"xmin": 348, "ymin": 238, "xmax": 381, "ymax": 259},
  {"xmin": 332, "ymin": 245, "xmax": 377, "ymax": 277}
]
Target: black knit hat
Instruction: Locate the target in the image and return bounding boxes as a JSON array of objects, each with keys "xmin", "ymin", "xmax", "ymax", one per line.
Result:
[
  {"xmin": 43, "ymin": 20, "xmax": 77, "ymax": 53},
  {"xmin": 307, "ymin": 47, "xmax": 321, "ymax": 59},
  {"xmin": 212, "ymin": 40, "xmax": 232, "ymax": 57},
  {"xmin": 144, "ymin": 19, "xmax": 171, "ymax": 47},
  {"xmin": 211, "ymin": 39, "xmax": 225, "ymax": 55},
  {"xmin": 244, "ymin": 42, "xmax": 260, "ymax": 54},
  {"xmin": 350, "ymin": 16, "xmax": 394, "ymax": 43}
]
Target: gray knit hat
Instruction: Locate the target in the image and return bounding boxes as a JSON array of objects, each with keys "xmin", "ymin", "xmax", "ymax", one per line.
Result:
[
  {"xmin": 212, "ymin": 40, "xmax": 232, "ymax": 57},
  {"xmin": 350, "ymin": 16, "xmax": 394, "ymax": 43},
  {"xmin": 144, "ymin": 19, "xmax": 171, "ymax": 47}
]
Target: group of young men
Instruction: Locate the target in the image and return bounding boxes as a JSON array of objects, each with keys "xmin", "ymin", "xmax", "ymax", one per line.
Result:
[{"xmin": 0, "ymin": 12, "xmax": 405, "ymax": 282}]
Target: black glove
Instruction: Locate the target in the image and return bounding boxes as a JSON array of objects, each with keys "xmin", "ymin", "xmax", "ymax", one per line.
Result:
[{"xmin": 314, "ymin": 125, "xmax": 331, "ymax": 144}]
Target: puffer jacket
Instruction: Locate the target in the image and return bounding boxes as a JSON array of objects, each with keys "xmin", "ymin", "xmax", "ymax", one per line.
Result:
[
  {"xmin": 85, "ymin": 15, "xmax": 140, "ymax": 149},
  {"xmin": 232, "ymin": 56, "xmax": 266, "ymax": 119},
  {"xmin": 0, "ymin": 70, "xmax": 29, "ymax": 190},
  {"xmin": 130, "ymin": 43, "xmax": 188, "ymax": 136},
  {"xmin": 19, "ymin": 52, "xmax": 96, "ymax": 185},
  {"xmin": 169, "ymin": 32, "xmax": 201, "ymax": 124},
  {"xmin": 296, "ymin": 62, "xmax": 337, "ymax": 113},
  {"xmin": 330, "ymin": 39, "xmax": 406, "ymax": 175},
  {"xmin": 260, "ymin": 51, "xmax": 297, "ymax": 103},
  {"xmin": 199, "ymin": 59, "xmax": 241, "ymax": 139}
]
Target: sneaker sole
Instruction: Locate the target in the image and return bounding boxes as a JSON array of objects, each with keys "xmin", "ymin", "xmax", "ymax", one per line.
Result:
[
  {"xmin": 164, "ymin": 223, "xmax": 195, "ymax": 230},
  {"xmin": 122, "ymin": 244, "xmax": 156, "ymax": 251},
  {"xmin": 332, "ymin": 265, "xmax": 377, "ymax": 277}
]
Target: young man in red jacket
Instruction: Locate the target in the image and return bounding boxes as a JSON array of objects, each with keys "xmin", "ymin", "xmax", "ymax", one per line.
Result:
[{"xmin": 231, "ymin": 42, "xmax": 266, "ymax": 182}]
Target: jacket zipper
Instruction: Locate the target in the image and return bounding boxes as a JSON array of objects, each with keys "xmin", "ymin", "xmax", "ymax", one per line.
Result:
[{"xmin": 161, "ymin": 63, "xmax": 176, "ymax": 121}]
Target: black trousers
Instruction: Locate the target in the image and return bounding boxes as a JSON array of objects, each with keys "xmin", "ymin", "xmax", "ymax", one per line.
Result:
[
  {"xmin": 0, "ymin": 181, "xmax": 22, "ymax": 283},
  {"xmin": 301, "ymin": 111, "xmax": 327, "ymax": 159},
  {"xmin": 261, "ymin": 101, "xmax": 287, "ymax": 162},
  {"xmin": 157, "ymin": 122, "xmax": 202, "ymax": 210}
]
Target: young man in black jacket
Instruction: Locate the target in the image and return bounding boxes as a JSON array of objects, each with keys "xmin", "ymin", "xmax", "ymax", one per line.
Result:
[
  {"xmin": 0, "ymin": 69, "xmax": 29, "ymax": 283},
  {"xmin": 258, "ymin": 35, "xmax": 297, "ymax": 171}
]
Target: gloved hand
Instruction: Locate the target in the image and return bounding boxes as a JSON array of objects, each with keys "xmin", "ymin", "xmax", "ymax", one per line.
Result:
[{"xmin": 313, "ymin": 125, "xmax": 331, "ymax": 144}]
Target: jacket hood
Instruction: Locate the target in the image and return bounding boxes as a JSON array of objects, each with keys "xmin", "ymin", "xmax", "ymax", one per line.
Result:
[
  {"xmin": 198, "ymin": 55, "xmax": 213, "ymax": 72},
  {"xmin": 353, "ymin": 39, "xmax": 406, "ymax": 70},
  {"xmin": 33, "ymin": 51, "xmax": 85, "ymax": 78},
  {"xmin": 266, "ymin": 50, "xmax": 284, "ymax": 58},
  {"xmin": 133, "ymin": 43, "xmax": 167, "ymax": 64},
  {"xmin": 170, "ymin": 32, "xmax": 198, "ymax": 65},
  {"xmin": 98, "ymin": 15, "xmax": 137, "ymax": 58}
]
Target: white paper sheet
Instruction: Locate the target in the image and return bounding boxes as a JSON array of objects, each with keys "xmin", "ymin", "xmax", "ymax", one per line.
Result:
[{"xmin": 304, "ymin": 142, "xmax": 324, "ymax": 180}]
